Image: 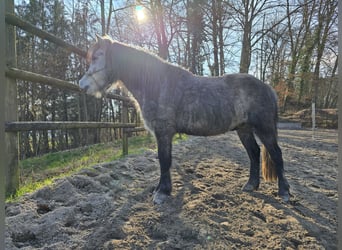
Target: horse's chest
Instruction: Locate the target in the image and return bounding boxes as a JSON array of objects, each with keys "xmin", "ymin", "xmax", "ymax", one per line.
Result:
[{"xmin": 140, "ymin": 102, "xmax": 176, "ymax": 133}]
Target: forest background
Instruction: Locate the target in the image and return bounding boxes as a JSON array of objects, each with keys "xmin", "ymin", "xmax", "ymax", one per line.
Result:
[{"xmin": 14, "ymin": 0, "xmax": 338, "ymax": 159}]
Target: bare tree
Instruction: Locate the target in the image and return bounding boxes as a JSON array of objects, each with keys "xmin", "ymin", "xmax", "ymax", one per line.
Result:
[
  {"xmin": 150, "ymin": 0, "xmax": 169, "ymax": 59},
  {"xmin": 311, "ymin": 0, "xmax": 338, "ymax": 106},
  {"xmin": 227, "ymin": 0, "xmax": 272, "ymax": 73}
]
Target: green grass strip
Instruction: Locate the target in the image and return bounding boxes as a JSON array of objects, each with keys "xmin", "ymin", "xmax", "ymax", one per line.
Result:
[{"xmin": 7, "ymin": 133, "xmax": 187, "ymax": 202}]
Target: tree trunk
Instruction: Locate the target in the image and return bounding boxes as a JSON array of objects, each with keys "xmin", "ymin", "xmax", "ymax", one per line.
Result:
[
  {"xmin": 218, "ymin": 0, "xmax": 225, "ymax": 76},
  {"xmin": 239, "ymin": 18, "xmax": 252, "ymax": 73},
  {"xmin": 312, "ymin": 0, "xmax": 337, "ymax": 107},
  {"xmin": 212, "ymin": 0, "xmax": 219, "ymax": 76},
  {"xmin": 100, "ymin": 0, "xmax": 105, "ymax": 35},
  {"xmin": 238, "ymin": 0, "xmax": 255, "ymax": 74},
  {"xmin": 151, "ymin": 0, "xmax": 168, "ymax": 59}
]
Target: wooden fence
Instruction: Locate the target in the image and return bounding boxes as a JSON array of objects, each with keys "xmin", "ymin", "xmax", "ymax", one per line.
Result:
[
  {"xmin": 2, "ymin": 0, "xmax": 144, "ymax": 196},
  {"xmin": 1, "ymin": 1, "xmax": 8, "ymax": 246}
]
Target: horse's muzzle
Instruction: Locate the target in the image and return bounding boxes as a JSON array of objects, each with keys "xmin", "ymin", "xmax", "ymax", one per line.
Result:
[
  {"xmin": 81, "ymin": 85, "xmax": 90, "ymax": 92},
  {"xmin": 79, "ymin": 75, "xmax": 90, "ymax": 91}
]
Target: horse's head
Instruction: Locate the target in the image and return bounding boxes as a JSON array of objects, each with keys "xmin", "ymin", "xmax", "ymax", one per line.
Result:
[{"xmin": 79, "ymin": 35, "xmax": 114, "ymax": 97}]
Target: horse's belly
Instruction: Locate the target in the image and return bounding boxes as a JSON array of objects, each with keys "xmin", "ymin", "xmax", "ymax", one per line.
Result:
[{"xmin": 176, "ymin": 109, "xmax": 234, "ymax": 136}]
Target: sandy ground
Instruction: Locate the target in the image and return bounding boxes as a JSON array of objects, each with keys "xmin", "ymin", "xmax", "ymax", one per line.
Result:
[{"xmin": 5, "ymin": 129, "xmax": 337, "ymax": 249}]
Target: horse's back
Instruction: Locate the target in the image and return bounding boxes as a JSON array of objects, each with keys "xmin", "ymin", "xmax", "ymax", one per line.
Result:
[{"xmin": 174, "ymin": 73, "xmax": 276, "ymax": 135}]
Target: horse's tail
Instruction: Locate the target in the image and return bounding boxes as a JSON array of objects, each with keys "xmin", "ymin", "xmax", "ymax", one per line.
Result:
[
  {"xmin": 261, "ymin": 145, "xmax": 278, "ymax": 182},
  {"xmin": 262, "ymin": 86, "xmax": 279, "ymax": 182}
]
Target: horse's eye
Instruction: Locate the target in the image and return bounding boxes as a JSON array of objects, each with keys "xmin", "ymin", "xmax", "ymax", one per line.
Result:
[{"xmin": 92, "ymin": 56, "xmax": 98, "ymax": 61}]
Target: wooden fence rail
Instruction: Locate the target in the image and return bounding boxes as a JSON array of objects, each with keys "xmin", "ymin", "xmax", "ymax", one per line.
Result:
[
  {"xmin": 2, "ymin": 1, "xmax": 144, "ymax": 196},
  {"xmin": 6, "ymin": 67, "xmax": 133, "ymax": 103},
  {"xmin": 5, "ymin": 13, "xmax": 87, "ymax": 57},
  {"xmin": 5, "ymin": 122, "xmax": 137, "ymax": 132}
]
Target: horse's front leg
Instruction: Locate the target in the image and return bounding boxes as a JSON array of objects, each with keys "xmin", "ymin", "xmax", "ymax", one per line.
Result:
[{"xmin": 153, "ymin": 132, "xmax": 173, "ymax": 204}]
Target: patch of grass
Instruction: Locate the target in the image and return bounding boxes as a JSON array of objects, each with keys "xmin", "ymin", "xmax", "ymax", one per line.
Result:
[{"xmin": 7, "ymin": 133, "xmax": 187, "ymax": 202}]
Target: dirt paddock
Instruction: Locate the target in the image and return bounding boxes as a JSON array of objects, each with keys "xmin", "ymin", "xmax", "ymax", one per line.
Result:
[{"xmin": 5, "ymin": 129, "xmax": 338, "ymax": 249}]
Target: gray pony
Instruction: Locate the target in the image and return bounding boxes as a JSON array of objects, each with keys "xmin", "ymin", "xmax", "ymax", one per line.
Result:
[{"xmin": 80, "ymin": 35, "xmax": 290, "ymax": 204}]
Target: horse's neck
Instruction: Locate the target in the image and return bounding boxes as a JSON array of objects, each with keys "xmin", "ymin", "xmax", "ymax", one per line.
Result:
[
  {"xmin": 120, "ymin": 74, "xmax": 145, "ymax": 105},
  {"xmin": 119, "ymin": 62, "xmax": 160, "ymax": 105},
  {"xmin": 111, "ymin": 45, "xmax": 184, "ymax": 110}
]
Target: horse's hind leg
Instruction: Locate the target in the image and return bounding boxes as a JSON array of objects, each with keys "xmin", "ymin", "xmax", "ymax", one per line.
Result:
[
  {"xmin": 255, "ymin": 128, "xmax": 290, "ymax": 201},
  {"xmin": 237, "ymin": 127, "xmax": 260, "ymax": 192}
]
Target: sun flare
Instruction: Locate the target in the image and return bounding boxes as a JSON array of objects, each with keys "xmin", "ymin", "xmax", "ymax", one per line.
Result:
[{"xmin": 135, "ymin": 6, "xmax": 146, "ymax": 22}]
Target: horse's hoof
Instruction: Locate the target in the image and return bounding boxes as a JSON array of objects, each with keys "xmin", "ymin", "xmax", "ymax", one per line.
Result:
[
  {"xmin": 279, "ymin": 192, "xmax": 290, "ymax": 202},
  {"xmin": 279, "ymin": 180, "xmax": 290, "ymax": 202},
  {"xmin": 242, "ymin": 181, "xmax": 259, "ymax": 192},
  {"xmin": 153, "ymin": 191, "xmax": 170, "ymax": 205}
]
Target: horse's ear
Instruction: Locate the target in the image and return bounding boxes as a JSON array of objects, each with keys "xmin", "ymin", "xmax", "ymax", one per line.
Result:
[{"xmin": 95, "ymin": 34, "xmax": 102, "ymax": 42}]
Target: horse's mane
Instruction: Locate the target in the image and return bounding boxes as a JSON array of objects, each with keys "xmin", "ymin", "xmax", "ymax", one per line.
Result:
[
  {"xmin": 93, "ymin": 37, "xmax": 192, "ymax": 100},
  {"xmin": 111, "ymin": 39, "xmax": 190, "ymax": 77}
]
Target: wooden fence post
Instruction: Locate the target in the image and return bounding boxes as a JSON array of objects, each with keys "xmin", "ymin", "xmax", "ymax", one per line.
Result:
[
  {"xmin": 1, "ymin": 0, "xmax": 7, "ymax": 246},
  {"xmin": 5, "ymin": 0, "xmax": 19, "ymax": 196},
  {"xmin": 122, "ymin": 99, "xmax": 129, "ymax": 156},
  {"xmin": 121, "ymin": 88, "xmax": 129, "ymax": 156}
]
